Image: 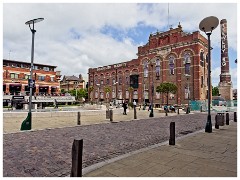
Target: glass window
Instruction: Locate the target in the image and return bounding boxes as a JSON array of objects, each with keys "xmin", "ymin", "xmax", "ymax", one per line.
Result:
[
  {"xmin": 38, "ymin": 76, "xmax": 45, "ymax": 81},
  {"xmin": 184, "ymin": 53, "xmax": 191, "ymax": 63},
  {"xmin": 25, "ymin": 74, "xmax": 30, "ymax": 79},
  {"xmin": 10, "ymin": 73, "xmax": 15, "ymax": 79},
  {"xmin": 119, "ymin": 77, "xmax": 122, "ymax": 85},
  {"xmin": 144, "ymin": 61, "xmax": 148, "ymax": 77},
  {"xmin": 106, "ymin": 79, "xmax": 109, "ymax": 85},
  {"xmin": 43, "ymin": 67, "xmax": 49, "ymax": 71},
  {"xmin": 126, "ymin": 76, "xmax": 129, "ymax": 84},
  {"xmin": 101, "ymin": 80, "xmax": 103, "ymax": 85},
  {"xmin": 112, "ymin": 78, "xmax": 115, "ymax": 85},
  {"xmin": 156, "ymin": 59, "xmax": 160, "ymax": 78},
  {"xmin": 200, "ymin": 52, "xmax": 204, "ymax": 66},
  {"xmin": 185, "ymin": 63, "xmax": 190, "ymax": 75},
  {"xmin": 34, "ymin": 65, "xmax": 38, "ymax": 70},
  {"xmin": 51, "ymin": 77, "xmax": 54, "ymax": 81},
  {"xmin": 169, "ymin": 56, "xmax": 175, "ymax": 75}
]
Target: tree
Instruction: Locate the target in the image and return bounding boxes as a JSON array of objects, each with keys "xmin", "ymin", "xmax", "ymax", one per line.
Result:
[
  {"xmin": 128, "ymin": 86, "xmax": 134, "ymax": 103},
  {"xmin": 88, "ymin": 86, "xmax": 94, "ymax": 103},
  {"xmin": 156, "ymin": 82, "xmax": 178, "ymax": 106},
  {"xmin": 104, "ymin": 86, "xmax": 111, "ymax": 107},
  {"xmin": 212, "ymin": 86, "xmax": 219, "ymax": 96}
]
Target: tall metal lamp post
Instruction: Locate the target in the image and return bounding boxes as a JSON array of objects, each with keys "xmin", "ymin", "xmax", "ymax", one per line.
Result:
[
  {"xmin": 21, "ymin": 18, "xmax": 44, "ymax": 131},
  {"xmin": 185, "ymin": 74, "xmax": 191, "ymax": 113},
  {"xmin": 199, "ymin": 16, "xmax": 219, "ymax": 133},
  {"xmin": 149, "ymin": 64, "xmax": 154, "ymax": 117}
]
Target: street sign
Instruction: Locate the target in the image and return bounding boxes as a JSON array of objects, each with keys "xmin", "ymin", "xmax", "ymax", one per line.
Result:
[{"xmin": 28, "ymin": 79, "xmax": 35, "ymax": 88}]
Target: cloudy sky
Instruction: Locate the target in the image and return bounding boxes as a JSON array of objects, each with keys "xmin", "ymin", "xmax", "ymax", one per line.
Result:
[{"xmin": 2, "ymin": 1, "xmax": 238, "ymax": 88}]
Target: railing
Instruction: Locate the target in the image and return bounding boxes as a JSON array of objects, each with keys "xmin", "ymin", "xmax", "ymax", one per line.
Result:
[{"xmin": 190, "ymin": 100, "xmax": 237, "ymax": 112}]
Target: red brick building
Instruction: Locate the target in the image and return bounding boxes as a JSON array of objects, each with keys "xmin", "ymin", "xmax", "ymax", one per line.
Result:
[
  {"xmin": 88, "ymin": 24, "xmax": 209, "ymax": 106},
  {"xmin": 3, "ymin": 59, "xmax": 61, "ymax": 96}
]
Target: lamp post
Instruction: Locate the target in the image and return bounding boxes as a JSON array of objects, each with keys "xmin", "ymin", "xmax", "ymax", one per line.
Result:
[
  {"xmin": 149, "ymin": 64, "xmax": 154, "ymax": 117},
  {"xmin": 96, "ymin": 83, "xmax": 100, "ymax": 104},
  {"xmin": 21, "ymin": 18, "xmax": 44, "ymax": 131},
  {"xmin": 185, "ymin": 74, "xmax": 191, "ymax": 113},
  {"xmin": 199, "ymin": 16, "xmax": 219, "ymax": 133}
]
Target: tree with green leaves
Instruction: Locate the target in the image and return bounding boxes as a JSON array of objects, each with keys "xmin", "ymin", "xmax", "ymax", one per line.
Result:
[
  {"xmin": 104, "ymin": 86, "xmax": 111, "ymax": 104},
  {"xmin": 212, "ymin": 86, "xmax": 219, "ymax": 96},
  {"xmin": 128, "ymin": 86, "xmax": 134, "ymax": 103},
  {"xmin": 88, "ymin": 86, "xmax": 94, "ymax": 103},
  {"xmin": 156, "ymin": 82, "xmax": 178, "ymax": 106}
]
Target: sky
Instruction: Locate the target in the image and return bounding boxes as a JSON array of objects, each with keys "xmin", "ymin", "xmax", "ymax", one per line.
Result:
[{"xmin": 2, "ymin": 1, "xmax": 238, "ymax": 89}]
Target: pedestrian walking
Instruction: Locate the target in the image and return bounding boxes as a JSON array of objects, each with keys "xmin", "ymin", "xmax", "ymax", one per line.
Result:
[{"xmin": 122, "ymin": 101, "xmax": 128, "ymax": 115}]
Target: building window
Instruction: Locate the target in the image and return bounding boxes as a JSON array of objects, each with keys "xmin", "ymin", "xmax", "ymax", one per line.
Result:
[
  {"xmin": 200, "ymin": 52, "xmax": 204, "ymax": 67},
  {"xmin": 126, "ymin": 76, "xmax": 129, "ymax": 84},
  {"xmin": 38, "ymin": 76, "xmax": 45, "ymax": 81},
  {"xmin": 95, "ymin": 79, "xmax": 98, "ymax": 85},
  {"xmin": 156, "ymin": 59, "xmax": 160, "ymax": 79},
  {"xmin": 169, "ymin": 56, "xmax": 175, "ymax": 75},
  {"xmin": 185, "ymin": 63, "xmax": 190, "ymax": 75},
  {"xmin": 10, "ymin": 73, "xmax": 18, "ymax": 79},
  {"xmin": 43, "ymin": 67, "xmax": 49, "ymax": 71},
  {"xmin": 112, "ymin": 78, "xmax": 116, "ymax": 85},
  {"xmin": 106, "ymin": 79, "xmax": 109, "ymax": 85},
  {"xmin": 169, "ymin": 93, "xmax": 175, "ymax": 100},
  {"xmin": 185, "ymin": 87, "xmax": 189, "ymax": 99},
  {"xmin": 201, "ymin": 76, "xmax": 204, "ymax": 88},
  {"xmin": 34, "ymin": 65, "xmax": 38, "ymax": 70},
  {"xmin": 25, "ymin": 74, "xmax": 30, "ymax": 79},
  {"xmin": 51, "ymin": 77, "xmax": 54, "ymax": 82},
  {"xmin": 184, "ymin": 53, "xmax": 191, "ymax": 75},
  {"xmin": 144, "ymin": 61, "xmax": 148, "ymax": 77},
  {"xmin": 101, "ymin": 80, "xmax": 103, "ymax": 85},
  {"xmin": 119, "ymin": 77, "xmax": 122, "ymax": 85}
]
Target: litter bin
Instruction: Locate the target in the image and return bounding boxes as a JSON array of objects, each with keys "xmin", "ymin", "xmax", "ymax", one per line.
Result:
[{"xmin": 216, "ymin": 113, "xmax": 225, "ymax": 126}]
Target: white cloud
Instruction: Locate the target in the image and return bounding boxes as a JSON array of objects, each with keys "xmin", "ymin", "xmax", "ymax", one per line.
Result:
[{"xmin": 3, "ymin": 3, "xmax": 237, "ymax": 84}]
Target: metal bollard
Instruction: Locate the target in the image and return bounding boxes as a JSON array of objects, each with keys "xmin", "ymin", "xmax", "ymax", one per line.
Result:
[
  {"xmin": 215, "ymin": 114, "xmax": 219, "ymax": 129},
  {"xmin": 134, "ymin": 106, "xmax": 137, "ymax": 119},
  {"xmin": 71, "ymin": 139, "xmax": 83, "ymax": 177},
  {"xmin": 177, "ymin": 108, "xmax": 179, "ymax": 114},
  {"xmin": 234, "ymin": 112, "xmax": 237, "ymax": 122},
  {"xmin": 110, "ymin": 109, "xmax": 113, "ymax": 122},
  {"xmin": 226, "ymin": 113, "xmax": 229, "ymax": 125},
  {"xmin": 169, "ymin": 122, "xmax": 175, "ymax": 145},
  {"xmin": 77, "ymin": 112, "xmax": 81, "ymax": 125},
  {"xmin": 165, "ymin": 110, "xmax": 168, "ymax": 116},
  {"xmin": 200, "ymin": 106, "xmax": 203, "ymax": 112}
]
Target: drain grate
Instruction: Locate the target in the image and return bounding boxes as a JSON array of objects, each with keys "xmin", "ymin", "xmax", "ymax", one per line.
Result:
[{"xmin": 179, "ymin": 130, "xmax": 193, "ymax": 135}]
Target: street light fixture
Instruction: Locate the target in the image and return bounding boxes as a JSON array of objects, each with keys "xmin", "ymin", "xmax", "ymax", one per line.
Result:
[
  {"xmin": 199, "ymin": 16, "xmax": 219, "ymax": 133},
  {"xmin": 21, "ymin": 18, "xmax": 44, "ymax": 131},
  {"xmin": 149, "ymin": 64, "xmax": 154, "ymax": 117},
  {"xmin": 96, "ymin": 83, "xmax": 100, "ymax": 104},
  {"xmin": 185, "ymin": 74, "xmax": 191, "ymax": 113}
]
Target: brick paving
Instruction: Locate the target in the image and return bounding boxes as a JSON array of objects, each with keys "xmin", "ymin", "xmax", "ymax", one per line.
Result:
[{"xmin": 3, "ymin": 112, "xmax": 234, "ymax": 177}]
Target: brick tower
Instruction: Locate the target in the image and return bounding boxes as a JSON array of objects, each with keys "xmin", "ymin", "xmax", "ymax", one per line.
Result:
[{"xmin": 218, "ymin": 19, "xmax": 232, "ymax": 100}]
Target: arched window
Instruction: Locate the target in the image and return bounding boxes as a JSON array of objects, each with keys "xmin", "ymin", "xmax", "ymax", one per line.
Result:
[
  {"xmin": 184, "ymin": 52, "xmax": 191, "ymax": 75},
  {"xmin": 169, "ymin": 56, "xmax": 175, "ymax": 75},
  {"xmin": 156, "ymin": 59, "xmax": 160, "ymax": 79},
  {"xmin": 144, "ymin": 61, "xmax": 148, "ymax": 77}
]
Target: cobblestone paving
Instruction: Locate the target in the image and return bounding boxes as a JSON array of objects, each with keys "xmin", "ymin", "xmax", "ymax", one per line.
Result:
[{"xmin": 3, "ymin": 112, "xmax": 233, "ymax": 177}]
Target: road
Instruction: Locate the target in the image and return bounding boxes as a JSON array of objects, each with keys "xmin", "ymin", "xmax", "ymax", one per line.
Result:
[{"xmin": 3, "ymin": 112, "xmax": 234, "ymax": 177}]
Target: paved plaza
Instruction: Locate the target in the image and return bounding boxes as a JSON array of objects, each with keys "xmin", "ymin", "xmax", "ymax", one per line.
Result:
[{"xmin": 3, "ymin": 109, "xmax": 237, "ymax": 177}]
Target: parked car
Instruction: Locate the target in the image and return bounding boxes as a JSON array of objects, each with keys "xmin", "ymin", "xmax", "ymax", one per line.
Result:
[{"xmin": 212, "ymin": 96, "xmax": 227, "ymax": 106}]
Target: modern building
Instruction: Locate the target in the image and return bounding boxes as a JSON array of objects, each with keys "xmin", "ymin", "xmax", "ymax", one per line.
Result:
[
  {"xmin": 60, "ymin": 74, "xmax": 85, "ymax": 92},
  {"xmin": 88, "ymin": 24, "xmax": 209, "ymax": 107},
  {"xmin": 3, "ymin": 59, "xmax": 61, "ymax": 96}
]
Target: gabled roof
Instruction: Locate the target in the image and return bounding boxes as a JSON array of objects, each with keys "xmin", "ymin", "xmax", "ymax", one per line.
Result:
[{"xmin": 61, "ymin": 75, "xmax": 84, "ymax": 82}]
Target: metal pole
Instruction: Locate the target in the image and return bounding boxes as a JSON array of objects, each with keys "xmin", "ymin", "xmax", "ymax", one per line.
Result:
[
  {"xmin": 205, "ymin": 33, "xmax": 212, "ymax": 133},
  {"xmin": 149, "ymin": 64, "xmax": 154, "ymax": 117}
]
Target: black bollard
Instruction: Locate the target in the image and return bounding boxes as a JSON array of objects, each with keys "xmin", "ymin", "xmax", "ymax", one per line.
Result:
[
  {"xmin": 234, "ymin": 112, "xmax": 237, "ymax": 122},
  {"xmin": 77, "ymin": 112, "xmax": 81, "ymax": 125},
  {"xmin": 226, "ymin": 113, "xmax": 229, "ymax": 125},
  {"xmin": 169, "ymin": 122, "xmax": 175, "ymax": 145},
  {"xmin": 200, "ymin": 106, "xmax": 202, "ymax": 112},
  {"xmin": 215, "ymin": 114, "xmax": 219, "ymax": 129},
  {"xmin": 71, "ymin": 139, "xmax": 83, "ymax": 177},
  {"xmin": 165, "ymin": 110, "xmax": 168, "ymax": 116},
  {"xmin": 177, "ymin": 108, "xmax": 179, "ymax": 114},
  {"xmin": 110, "ymin": 109, "xmax": 113, "ymax": 122},
  {"xmin": 134, "ymin": 106, "xmax": 137, "ymax": 119}
]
